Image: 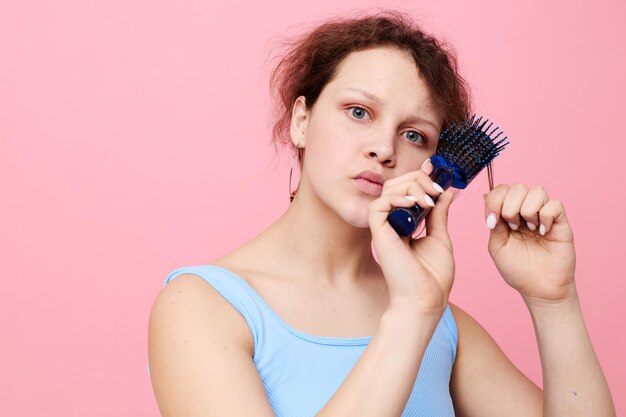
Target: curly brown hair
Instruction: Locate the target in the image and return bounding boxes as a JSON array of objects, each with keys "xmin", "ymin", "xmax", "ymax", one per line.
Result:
[{"xmin": 268, "ymin": 10, "xmax": 472, "ymax": 168}]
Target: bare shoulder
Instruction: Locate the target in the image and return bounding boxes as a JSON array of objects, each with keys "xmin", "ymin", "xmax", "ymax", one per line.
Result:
[
  {"xmin": 447, "ymin": 302, "xmax": 542, "ymax": 417},
  {"xmin": 448, "ymin": 301, "xmax": 522, "ymax": 369},
  {"xmin": 448, "ymin": 302, "xmax": 510, "ymax": 349},
  {"xmin": 448, "ymin": 302, "xmax": 481, "ymax": 335},
  {"xmin": 148, "ymin": 273, "xmax": 274, "ymax": 417},
  {"xmin": 150, "ymin": 273, "xmax": 254, "ymax": 353}
]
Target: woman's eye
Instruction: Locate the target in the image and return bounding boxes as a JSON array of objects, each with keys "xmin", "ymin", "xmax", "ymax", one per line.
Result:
[
  {"xmin": 348, "ymin": 106, "xmax": 370, "ymax": 120},
  {"xmin": 403, "ymin": 130, "xmax": 427, "ymax": 145},
  {"xmin": 346, "ymin": 107, "xmax": 427, "ymax": 145}
]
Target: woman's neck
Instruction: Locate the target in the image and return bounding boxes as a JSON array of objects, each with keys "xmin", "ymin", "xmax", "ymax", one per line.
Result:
[{"xmin": 242, "ymin": 191, "xmax": 382, "ymax": 289}]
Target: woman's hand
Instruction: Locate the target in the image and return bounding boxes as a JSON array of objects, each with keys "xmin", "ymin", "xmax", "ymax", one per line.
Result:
[
  {"xmin": 368, "ymin": 159, "xmax": 456, "ymax": 318},
  {"xmin": 484, "ymin": 184, "xmax": 577, "ymax": 305}
]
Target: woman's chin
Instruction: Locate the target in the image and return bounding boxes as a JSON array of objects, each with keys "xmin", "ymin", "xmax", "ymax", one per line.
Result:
[
  {"xmin": 347, "ymin": 219, "xmax": 370, "ymax": 229},
  {"xmin": 340, "ymin": 208, "xmax": 371, "ymax": 230}
]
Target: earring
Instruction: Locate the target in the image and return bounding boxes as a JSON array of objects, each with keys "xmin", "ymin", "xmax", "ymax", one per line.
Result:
[{"xmin": 289, "ymin": 144, "xmax": 303, "ymax": 202}]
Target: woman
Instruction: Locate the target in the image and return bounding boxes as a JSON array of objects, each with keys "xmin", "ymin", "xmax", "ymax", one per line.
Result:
[{"xmin": 148, "ymin": 11, "xmax": 616, "ymax": 417}]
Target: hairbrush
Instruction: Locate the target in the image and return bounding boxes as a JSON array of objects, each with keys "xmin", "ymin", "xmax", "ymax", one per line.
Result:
[{"xmin": 387, "ymin": 115, "xmax": 509, "ymax": 237}]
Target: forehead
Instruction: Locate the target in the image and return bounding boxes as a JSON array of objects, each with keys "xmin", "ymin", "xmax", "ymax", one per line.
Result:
[
  {"xmin": 336, "ymin": 45, "xmax": 417, "ymax": 75},
  {"xmin": 323, "ymin": 46, "xmax": 439, "ymax": 118}
]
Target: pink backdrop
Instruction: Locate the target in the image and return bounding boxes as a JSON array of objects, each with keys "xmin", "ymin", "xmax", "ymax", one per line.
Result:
[{"xmin": 2, "ymin": 0, "xmax": 624, "ymax": 415}]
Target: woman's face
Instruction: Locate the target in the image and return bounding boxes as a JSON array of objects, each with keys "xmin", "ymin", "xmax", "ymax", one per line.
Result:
[{"xmin": 291, "ymin": 45, "xmax": 443, "ymax": 228}]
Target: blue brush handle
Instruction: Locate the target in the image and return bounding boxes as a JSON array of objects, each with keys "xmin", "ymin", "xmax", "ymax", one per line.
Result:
[{"xmin": 387, "ymin": 155, "xmax": 469, "ymax": 237}]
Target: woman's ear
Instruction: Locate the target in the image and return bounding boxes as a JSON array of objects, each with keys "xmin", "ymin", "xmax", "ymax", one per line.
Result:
[{"xmin": 289, "ymin": 96, "xmax": 309, "ymax": 148}]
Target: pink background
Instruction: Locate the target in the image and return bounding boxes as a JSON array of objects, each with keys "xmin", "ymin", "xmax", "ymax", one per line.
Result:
[{"xmin": 2, "ymin": 0, "xmax": 624, "ymax": 415}]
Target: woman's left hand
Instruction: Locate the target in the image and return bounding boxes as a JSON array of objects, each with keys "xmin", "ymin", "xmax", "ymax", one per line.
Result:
[{"xmin": 484, "ymin": 183, "xmax": 577, "ymax": 304}]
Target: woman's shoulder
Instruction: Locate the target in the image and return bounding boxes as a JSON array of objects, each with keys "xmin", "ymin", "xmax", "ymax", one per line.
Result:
[
  {"xmin": 447, "ymin": 302, "xmax": 467, "ymax": 324},
  {"xmin": 149, "ymin": 267, "xmax": 275, "ymax": 417},
  {"xmin": 207, "ymin": 253, "xmax": 268, "ymax": 287},
  {"xmin": 153, "ymin": 261, "xmax": 256, "ymax": 354},
  {"xmin": 447, "ymin": 302, "xmax": 543, "ymax": 414},
  {"xmin": 448, "ymin": 302, "xmax": 489, "ymax": 339},
  {"xmin": 447, "ymin": 302, "xmax": 517, "ymax": 376}
]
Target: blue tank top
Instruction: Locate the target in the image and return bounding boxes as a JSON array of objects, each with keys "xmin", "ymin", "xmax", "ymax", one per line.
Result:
[{"xmin": 148, "ymin": 265, "xmax": 458, "ymax": 417}]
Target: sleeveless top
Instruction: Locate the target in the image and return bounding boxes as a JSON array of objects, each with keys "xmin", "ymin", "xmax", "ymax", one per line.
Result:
[{"xmin": 148, "ymin": 265, "xmax": 458, "ymax": 417}]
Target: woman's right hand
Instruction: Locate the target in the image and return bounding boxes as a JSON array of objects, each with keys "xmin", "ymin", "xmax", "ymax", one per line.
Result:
[{"xmin": 368, "ymin": 159, "xmax": 456, "ymax": 319}]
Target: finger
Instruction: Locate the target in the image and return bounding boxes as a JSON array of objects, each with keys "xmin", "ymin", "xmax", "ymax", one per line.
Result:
[
  {"xmin": 424, "ymin": 189, "xmax": 454, "ymax": 250},
  {"xmin": 382, "ymin": 171, "xmax": 421, "ymax": 189},
  {"xmin": 382, "ymin": 158, "xmax": 435, "ymax": 189},
  {"xmin": 384, "ymin": 179, "xmax": 445, "ymax": 202},
  {"xmin": 484, "ymin": 184, "xmax": 510, "ymax": 230},
  {"xmin": 368, "ymin": 193, "xmax": 430, "ymax": 234},
  {"xmin": 499, "ymin": 183, "xmax": 528, "ymax": 231},
  {"xmin": 520, "ymin": 186, "xmax": 550, "ymax": 231},
  {"xmin": 383, "ymin": 177, "xmax": 443, "ymax": 208},
  {"xmin": 538, "ymin": 199, "xmax": 568, "ymax": 236},
  {"xmin": 420, "ymin": 157, "xmax": 433, "ymax": 175},
  {"xmin": 382, "ymin": 182, "xmax": 438, "ymax": 211}
]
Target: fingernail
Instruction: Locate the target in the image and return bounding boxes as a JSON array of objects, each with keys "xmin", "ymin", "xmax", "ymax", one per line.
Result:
[
  {"xmin": 421, "ymin": 158, "xmax": 431, "ymax": 169},
  {"xmin": 527, "ymin": 222, "xmax": 537, "ymax": 231},
  {"xmin": 424, "ymin": 194, "xmax": 435, "ymax": 207},
  {"xmin": 432, "ymin": 182, "xmax": 444, "ymax": 193},
  {"xmin": 405, "ymin": 195, "xmax": 419, "ymax": 202},
  {"xmin": 486, "ymin": 212, "xmax": 497, "ymax": 229},
  {"xmin": 508, "ymin": 222, "xmax": 519, "ymax": 230},
  {"xmin": 539, "ymin": 224, "xmax": 546, "ymax": 236}
]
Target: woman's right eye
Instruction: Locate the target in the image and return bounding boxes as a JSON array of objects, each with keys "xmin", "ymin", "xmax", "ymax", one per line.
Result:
[{"xmin": 347, "ymin": 106, "xmax": 371, "ymax": 121}]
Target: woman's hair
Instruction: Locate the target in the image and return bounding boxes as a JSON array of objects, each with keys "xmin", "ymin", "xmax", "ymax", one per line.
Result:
[{"xmin": 268, "ymin": 10, "xmax": 471, "ymax": 167}]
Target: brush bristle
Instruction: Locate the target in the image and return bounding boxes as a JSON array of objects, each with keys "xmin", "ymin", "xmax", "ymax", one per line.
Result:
[{"xmin": 436, "ymin": 114, "xmax": 509, "ymax": 181}]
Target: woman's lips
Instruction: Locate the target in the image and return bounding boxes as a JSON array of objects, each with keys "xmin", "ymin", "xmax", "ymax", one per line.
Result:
[{"xmin": 353, "ymin": 178, "xmax": 383, "ymax": 196}]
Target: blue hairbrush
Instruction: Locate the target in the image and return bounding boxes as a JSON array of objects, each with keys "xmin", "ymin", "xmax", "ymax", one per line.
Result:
[{"xmin": 387, "ymin": 115, "xmax": 509, "ymax": 237}]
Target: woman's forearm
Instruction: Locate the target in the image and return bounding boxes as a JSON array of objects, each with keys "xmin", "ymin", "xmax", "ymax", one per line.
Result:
[
  {"xmin": 524, "ymin": 289, "xmax": 616, "ymax": 417},
  {"xmin": 315, "ymin": 309, "xmax": 441, "ymax": 417}
]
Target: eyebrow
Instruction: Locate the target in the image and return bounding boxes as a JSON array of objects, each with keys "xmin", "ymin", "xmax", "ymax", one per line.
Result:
[
  {"xmin": 345, "ymin": 87, "xmax": 382, "ymax": 104},
  {"xmin": 343, "ymin": 87, "xmax": 440, "ymax": 130}
]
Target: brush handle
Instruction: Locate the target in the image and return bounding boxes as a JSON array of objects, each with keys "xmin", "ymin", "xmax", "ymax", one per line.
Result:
[{"xmin": 387, "ymin": 155, "xmax": 465, "ymax": 237}]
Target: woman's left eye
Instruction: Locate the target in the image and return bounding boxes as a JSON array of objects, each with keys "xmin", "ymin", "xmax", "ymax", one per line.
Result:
[
  {"xmin": 348, "ymin": 106, "xmax": 371, "ymax": 120},
  {"xmin": 403, "ymin": 130, "xmax": 427, "ymax": 145}
]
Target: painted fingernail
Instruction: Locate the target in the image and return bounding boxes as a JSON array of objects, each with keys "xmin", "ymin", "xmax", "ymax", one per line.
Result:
[
  {"xmin": 421, "ymin": 158, "xmax": 431, "ymax": 169},
  {"xmin": 508, "ymin": 222, "xmax": 519, "ymax": 231},
  {"xmin": 405, "ymin": 195, "xmax": 419, "ymax": 202},
  {"xmin": 424, "ymin": 194, "xmax": 435, "ymax": 207},
  {"xmin": 432, "ymin": 182, "xmax": 444, "ymax": 193},
  {"xmin": 527, "ymin": 222, "xmax": 537, "ymax": 231},
  {"xmin": 487, "ymin": 212, "xmax": 497, "ymax": 229},
  {"xmin": 539, "ymin": 224, "xmax": 546, "ymax": 236}
]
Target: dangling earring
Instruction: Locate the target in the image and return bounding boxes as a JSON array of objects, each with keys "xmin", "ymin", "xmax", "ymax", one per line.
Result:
[{"xmin": 289, "ymin": 144, "xmax": 303, "ymax": 202}]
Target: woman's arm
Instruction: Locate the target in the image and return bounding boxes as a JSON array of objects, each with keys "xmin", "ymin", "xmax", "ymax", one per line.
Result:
[
  {"xmin": 148, "ymin": 274, "xmax": 277, "ymax": 417},
  {"xmin": 315, "ymin": 308, "xmax": 443, "ymax": 417},
  {"xmin": 525, "ymin": 292, "xmax": 616, "ymax": 417},
  {"xmin": 473, "ymin": 183, "xmax": 616, "ymax": 416},
  {"xmin": 314, "ymin": 169, "xmax": 457, "ymax": 416},
  {"xmin": 449, "ymin": 300, "xmax": 616, "ymax": 417},
  {"xmin": 449, "ymin": 303, "xmax": 542, "ymax": 417}
]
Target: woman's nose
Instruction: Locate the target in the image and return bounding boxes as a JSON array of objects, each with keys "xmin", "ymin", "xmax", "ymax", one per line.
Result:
[{"xmin": 364, "ymin": 131, "xmax": 395, "ymax": 165}]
